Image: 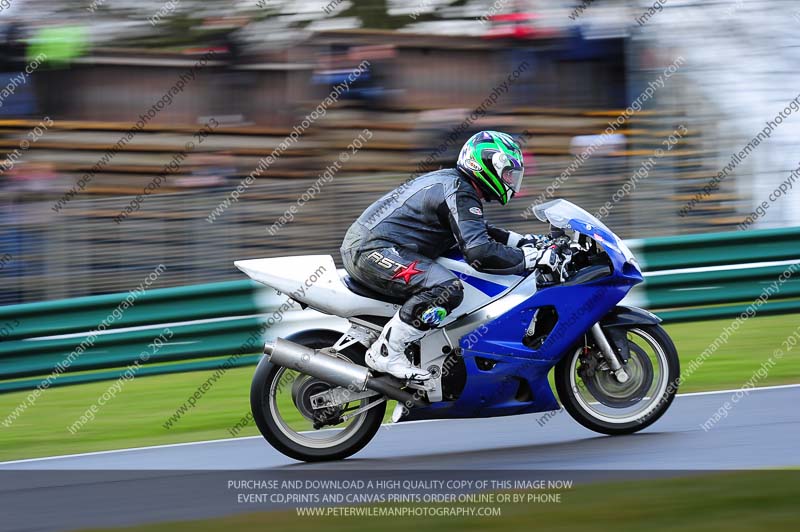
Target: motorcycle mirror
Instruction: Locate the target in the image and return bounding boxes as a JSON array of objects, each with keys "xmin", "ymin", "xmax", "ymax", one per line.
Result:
[{"xmin": 549, "ymin": 225, "xmax": 566, "ymax": 239}]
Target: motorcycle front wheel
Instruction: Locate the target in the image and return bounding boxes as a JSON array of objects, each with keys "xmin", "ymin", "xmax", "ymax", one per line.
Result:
[
  {"xmin": 250, "ymin": 331, "xmax": 386, "ymax": 462},
  {"xmin": 554, "ymin": 324, "xmax": 680, "ymax": 435}
]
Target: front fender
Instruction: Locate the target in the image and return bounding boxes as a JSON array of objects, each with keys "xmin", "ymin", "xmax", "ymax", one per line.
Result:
[
  {"xmin": 600, "ymin": 305, "xmax": 661, "ymax": 328},
  {"xmin": 599, "ymin": 306, "xmax": 661, "ymax": 363}
]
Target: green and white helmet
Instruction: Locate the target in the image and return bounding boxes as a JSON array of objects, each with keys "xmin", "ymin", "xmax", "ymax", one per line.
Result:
[{"xmin": 457, "ymin": 130, "xmax": 524, "ymax": 205}]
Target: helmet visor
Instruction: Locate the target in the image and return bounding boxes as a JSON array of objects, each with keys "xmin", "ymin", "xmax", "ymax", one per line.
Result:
[{"xmin": 501, "ymin": 165, "xmax": 524, "ymax": 194}]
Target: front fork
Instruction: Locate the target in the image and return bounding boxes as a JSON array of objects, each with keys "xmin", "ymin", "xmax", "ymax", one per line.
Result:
[{"xmin": 590, "ymin": 323, "xmax": 630, "ymax": 383}]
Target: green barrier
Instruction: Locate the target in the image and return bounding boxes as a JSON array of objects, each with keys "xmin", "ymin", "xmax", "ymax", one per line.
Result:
[
  {"xmin": 628, "ymin": 226, "xmax": 800, "ymax": 323},
  {"xmin": 0, "ymin": 317, "xmax": 265, "ymax": 379},
  {"xmin": 0, "ymin": 280, "xmax": 267, "ymax": 342},
  {"xmin": 644, "ymin": 265, "xmax": 800, "ymax": 308},
  {"xmin": 0, "ymin": 355, "xmax": 263, "ymax": 394},
  {"xmin": 0, "ymin": 279, "xmax": 286, "ymax": 393},
  {"xmin": 633, "ymin": 226, "xmax": 800, "ymax": 271},
  {"xmin": 656, "ymin": 299, "xmax": 800, "ymax": 323}
]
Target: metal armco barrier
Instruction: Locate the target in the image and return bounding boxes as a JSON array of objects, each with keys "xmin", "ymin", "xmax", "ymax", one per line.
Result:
[
  {"xmin": 630, "ymin": 226, "xmax": 800, "ymax": 322},
  {"xmin": 0, "ymin": 280, "xmax": 345, "ymax": 393}
]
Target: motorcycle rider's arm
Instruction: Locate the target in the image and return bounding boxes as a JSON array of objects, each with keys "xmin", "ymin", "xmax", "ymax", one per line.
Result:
[
  {"xmin": 486, "ymin": 224, "xmax": 547, "ymax": 248},
  {"xmin": 443, "ymin": 185, "xmax": 530, "ymax": 274},
  {"xmin": 485, "ymin": 224, "xmax": 515, "ymax": 246}
]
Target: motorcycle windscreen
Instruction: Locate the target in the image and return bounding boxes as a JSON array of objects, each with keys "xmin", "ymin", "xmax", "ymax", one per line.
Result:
[{"xmin": 531, "ymin": 199, "xmax": 637, "ymax": 266}]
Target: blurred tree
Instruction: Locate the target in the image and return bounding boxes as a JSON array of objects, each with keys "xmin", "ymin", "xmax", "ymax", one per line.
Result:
[
  {"xmin": 28, "ymin": 25, "xmax": 89, "ymax": 66},
  {"xmin": 340, "ymin": 0, "xmax": 398, "ymax": 29},
  {"xmin": 338, "ymin": 0, "xmax": 467, "ymax": 30}
]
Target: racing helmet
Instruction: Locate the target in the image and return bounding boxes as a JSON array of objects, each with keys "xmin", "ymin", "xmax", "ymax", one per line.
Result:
[{"xmin": 457, "ymin": 130, "xmax": 524, "ymax": 205}]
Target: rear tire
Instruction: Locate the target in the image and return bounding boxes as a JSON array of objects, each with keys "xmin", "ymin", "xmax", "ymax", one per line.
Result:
[
  {"xmin": 554, "ymin": 324, "xmax": 679, "ymax": 435},
  {"xmin": 250, "ymin": 330, "xmax": 386, "ymax": 462}
]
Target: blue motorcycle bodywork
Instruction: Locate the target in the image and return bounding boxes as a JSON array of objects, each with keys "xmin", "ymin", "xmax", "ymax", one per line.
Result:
[{"xmin": 404, "ymin": 216, "xmax": 645, "ymax": 421}]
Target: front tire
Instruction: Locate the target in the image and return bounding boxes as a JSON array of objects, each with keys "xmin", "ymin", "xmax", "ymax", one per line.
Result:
[
  {"xmin": 250, "ymin": 330, "xmax": 386, "ymax": 462},
  {"xmin": 554, "ymin": 324, "xmax": 679, "ymax": 435}
]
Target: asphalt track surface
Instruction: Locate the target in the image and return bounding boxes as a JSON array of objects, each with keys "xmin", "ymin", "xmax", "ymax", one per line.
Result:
[{"xmin": 1, "ymin": 384, "xmax": 798, "ymax": 531}]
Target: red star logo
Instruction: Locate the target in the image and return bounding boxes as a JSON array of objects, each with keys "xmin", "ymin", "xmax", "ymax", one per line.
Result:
[{"xmin": 391, "ymin": 260, "xmax": 424, "ymax": 284}]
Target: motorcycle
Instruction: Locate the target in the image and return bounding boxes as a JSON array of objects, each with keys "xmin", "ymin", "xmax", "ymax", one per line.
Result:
[{"xmin": 235, "ymin": 199, "xmax": 680, "ymax": 462}]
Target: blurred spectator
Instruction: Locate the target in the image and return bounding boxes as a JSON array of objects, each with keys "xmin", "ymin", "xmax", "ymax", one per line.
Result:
[
  {"xmin": 0, "ymin": 161, "xmax": 61, "ymax": 305},
  {"xmin": 0, "ymin": 18, "xmax": 36, "ymax": 116},
  {"xmin": 174, "ymin": 151, "xmax": 237, "ymax": 188},
  {"xmin": 206, "ymin": 16, "xmax": 254, "ymax": 124},
  {"xmin": 312, "ymin": 46, "xmax": 357, "ymax": 94},
  {"xmin": 348, "ymin": 44, "xmax": 398, "ymax": 111},
  {"xmin": 3, "ymin": 160, "xmax": 60, "ymax": 194}
]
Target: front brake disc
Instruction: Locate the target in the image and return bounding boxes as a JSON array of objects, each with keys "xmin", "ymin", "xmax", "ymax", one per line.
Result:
[{"xmin": 582, "ymin": 343, "xmax": 653, "ymax": 408}]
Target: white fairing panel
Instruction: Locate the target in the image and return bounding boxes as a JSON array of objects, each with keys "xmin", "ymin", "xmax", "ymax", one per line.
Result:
[
  {"xmin": 234, "ymin": 256, "xmax": 398, "ymax": 318},
  {"xmin": 433, "ymin": 256, "xmax": 526, "ymax": 325},
  {"xmin": 235, "ymin": 254, "xmax": 528, "ymax": 322}
]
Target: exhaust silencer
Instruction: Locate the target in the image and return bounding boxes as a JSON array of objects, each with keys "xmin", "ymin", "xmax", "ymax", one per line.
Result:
[
  {"xmin": 265, "ymin": 338, "xmax": 369, "ymax": 391},
  {"xmin": 264, "ymin": 338, "xmax": 427, "ymax": 408}
]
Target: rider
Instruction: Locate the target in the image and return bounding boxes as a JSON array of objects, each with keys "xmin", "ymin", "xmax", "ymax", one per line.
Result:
[{"xmin": 340, "ymin": 131, "xmax": 564, "ymax": 381}]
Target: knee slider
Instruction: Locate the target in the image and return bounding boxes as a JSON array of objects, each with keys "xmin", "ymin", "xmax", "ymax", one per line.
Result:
[
  {"xmin": 420, "ymin": 306, "xmax": 448, "ymax": 327},
  {"xmin": 401, "ymin": 280, "xmax": 464, "ymax": 330}
]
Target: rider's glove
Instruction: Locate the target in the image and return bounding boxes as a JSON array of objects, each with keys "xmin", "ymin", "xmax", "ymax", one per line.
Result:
[
  {"xmin": 506, "ymin": 230, "xmax": 525, "ymax": 247},
  {"xmin": 523, "ymin": 244, "xmax": 563, "ymax": 271},
  {"xmin": 520, "ymin": 234, "xmax": 549, "ymax": 249},
  {"xmin": 509, "ymin": 231, "xmax": 548, "ymax": 249}
]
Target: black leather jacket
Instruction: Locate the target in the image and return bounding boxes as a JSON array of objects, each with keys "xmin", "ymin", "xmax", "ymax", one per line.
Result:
[{"xmin": 350, "ymin": 168, "xmax": 526, "ymax": 274}]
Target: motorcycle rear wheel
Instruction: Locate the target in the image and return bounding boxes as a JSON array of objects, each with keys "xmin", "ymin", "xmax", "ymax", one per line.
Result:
[{"xmin": 250, "ymin": 330, "xmax": 386, "ymax": 462}]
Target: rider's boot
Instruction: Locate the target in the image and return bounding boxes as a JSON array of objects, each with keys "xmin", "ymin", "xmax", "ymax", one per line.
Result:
[{"xmin": 365, "ymin": 312, "xmax": 431, "ymax": 381}]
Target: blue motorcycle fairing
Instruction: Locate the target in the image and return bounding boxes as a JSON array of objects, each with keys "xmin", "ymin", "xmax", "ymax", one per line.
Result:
[
  {"xmin": 404, "ymin": 277, "xmax": 634, "ymax": 421},
  {"xmin": 402, "ymin": 214, "xmax": 644, "ymax": 422}
]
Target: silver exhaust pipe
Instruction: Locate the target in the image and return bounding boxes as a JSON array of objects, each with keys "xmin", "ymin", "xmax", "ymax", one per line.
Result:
[
  {"xmin": 265, "ymin": 338, "xmax": 369, "ymax": 391},
  {"xmin": 264, "ymin": 338, "xmax": 427, "ymax": 408}
]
